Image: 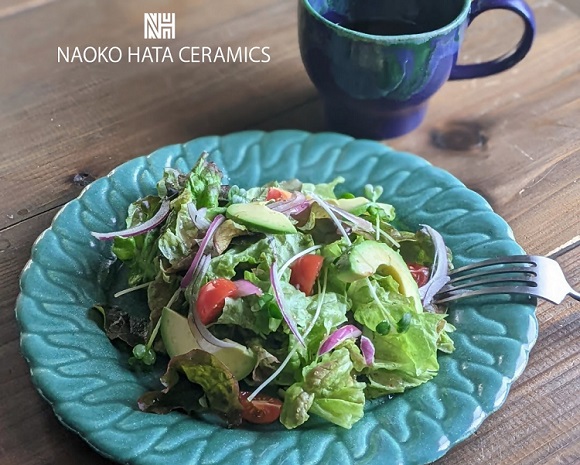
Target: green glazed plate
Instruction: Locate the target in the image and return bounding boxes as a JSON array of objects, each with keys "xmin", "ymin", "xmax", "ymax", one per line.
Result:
[{"xmin": 16, "ymin": 130, "xmax": 537, "ymax": 465}]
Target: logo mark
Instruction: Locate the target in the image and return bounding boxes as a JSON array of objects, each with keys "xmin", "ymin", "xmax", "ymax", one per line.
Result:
[{"xmin": 144, "ymin": 13, "xmax": 175, "ymax": 40}]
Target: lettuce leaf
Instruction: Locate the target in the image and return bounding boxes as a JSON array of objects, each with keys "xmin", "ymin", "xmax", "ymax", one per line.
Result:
[
  {"xmin": 137, "ymin": 376, "xmax": 205, "ymax": 416},
  {"xmin": 365, "ymin": 311, "xmax": 450, "ymax": 397},
  {"xmin": 212, "ymin": 253, "xmax": 316, "ymax": 339},
  {"xmin": 288, "ymin": 289, "xmax": 349, "ymax": 361},
  {"xmin": 112, "ymin": 195, "xmax": 161, "ymax": 286},
  {"xmin": 279, "ymin": 384, "xmax": 314, "ymax": 429},
  {"xmin": 340, "ymin": 339, "xmax": 367, "ymax": 372},
  {"xmin": 301, "ymin": 176, "xmax": 345, "ymax": 200},
  {"xmin": 216, "ymin": 265, "xmax": 349, "ymax": 390},
  {"xmin": 216, "ymin": 280, "xmax": 347, "ymax": 345},
  {"xmin": 186, "ymin": 153, "xmax": 222, "ymax": 209},
  {"xmin": 205, "ymin": 234, "xmax": 314, "ymax": 284},
  {"xmin": 138, "ymin": 349, "xmax": 243, "ymax": 426},
  {"xmin": 226, "ymin": 185, "xmax": 268, "ymax": 204},
  {"xmin": 217, "ymin": 295, "xmax": 273, "ymax": 336},
  {"xmin": 437, "ymin": 320, "xmax": 456, "ymax": 353},
  {"xmin": 397, "ymin": 229, "xmax": 436, "ymax": 266},
  {"xmin": 90, "ymin": 304, "xmax": 148, "ymax": 347},
  {"xmin": 156, "ymin": 168, "xmax": 188, "ymax": 198},
  {"xmin": 157, "ymin": 188, "xmax": 199, "ymax": 268},
  {"xmin": 348, "ymin": 276, "xmax": 416, "ymax": 332},
  {"xmin": 344, "ymin": 275, "xmax": 454, "ymax": 397},
  {"xmin": 247, "ymin": 338, "xmax": 280, "ymax": 384},
  {"xmin": 206, "ymin": 238, "xmax": 271, "ymax": 282},
  {"xmin": 158, "ymin": 154, "xmax": 223, "ymax": 267},
  {"xmin": 147, "ymin": 271, "xmax": 180, "ymax": 333},
  {"xmin": 268, "ymin": 286, "xmax": 350, "ymax": 386},
  {"xmin": 280, "ymin": 347, "xmax": 365, "ymax": 429},
  {"xmin": 213, "ymin": 219, "xmax": 249, "ymax": 255}
]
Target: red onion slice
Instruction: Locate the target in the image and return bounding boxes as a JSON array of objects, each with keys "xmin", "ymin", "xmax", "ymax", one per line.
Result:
[
  {"xmin": 418, "ymin": 224, "xmax": 450, "ymax": 310},
  {"xmin": 281, "ymin": 201, "xmax": 311, "ymax": 217},
  {"xmin": 318, "ymin": 324, "xmax": 362, "ymax": 356},
  {"xmin": 91, "ymin": 200, "xmax": 170, "ymax": 240},
  {"xmin": 181, "ymin": 214, "xmax": 225, "ymax": 289},
  {"xmin": 360, "ymin": 335, "xmax": 375, "ymax": 366},
  {"xmin": 189, "ymin": 300, "xmax": 239, "ymax": 349},
  {"xmin": 268, "ymin": 191, "xmax": 311, "ymax": 218},
  {"xmin": 193, "ymin": 254, "xmax": 212, "ymax": 291},
  {"xmin": 270, "ymin": 261, "xmax": 306, "ymax": 347},
  {"xmin": 233, "ymin": 280, "xmax": 263, "ymax": 298}
]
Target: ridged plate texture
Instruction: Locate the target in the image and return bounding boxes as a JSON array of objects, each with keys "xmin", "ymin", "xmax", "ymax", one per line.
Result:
[{"xmin": 16, "ymin": 130, "xmax": 538, "ymax": 465}]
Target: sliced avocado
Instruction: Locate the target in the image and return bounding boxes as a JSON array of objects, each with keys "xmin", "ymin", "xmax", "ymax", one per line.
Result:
[
  {"xmin": 336, "ymin": 240, "xmax": 422, "ymax": 312},
  {"xmin": 160, "ymin": 307, "xmax": 256, "ymax": 380},
  {"xmin": 333, "ymin": 197, "xmax": 394, "ymax": 219},
  {"xmin": 334, "ymin": 197, "xmax": 370, "ymax": 212},
  {"xmin": 226, "ymin": 203, "xmax": 297, "ymax": 234}
]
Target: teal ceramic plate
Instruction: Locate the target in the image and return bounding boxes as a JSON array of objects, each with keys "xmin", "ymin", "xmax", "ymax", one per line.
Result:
[{"xmin": 16, "ymin": 130, "xmax": 537, "ymax": 465}]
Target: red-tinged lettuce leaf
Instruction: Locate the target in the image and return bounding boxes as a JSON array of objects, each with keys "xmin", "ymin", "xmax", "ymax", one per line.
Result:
[
  {"xmin": 138, "ymin": 349, "xmax": 243, "ymax": 427},
  {"xmin": 147, "ymin": 272, "xmax": 180, "ymax": 330},
  {"xmin": 90, "ymin": 304, "xmax": 148, "ymax": 347},
  {"xmin": 156, "ymin": 167, "xmax": 188, "ymax": 199},
  {"xmin": 247, "ymin": 338, "xmax": 280, "ymax": 384},
  {"xmin": 137, "ymin": 378, "xmax": 205, "ymax": 415}
]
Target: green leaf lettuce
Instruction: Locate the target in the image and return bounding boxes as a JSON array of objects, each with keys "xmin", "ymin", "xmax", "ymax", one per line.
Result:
[
  {"xmin": 280, "ymin": 347, "xmax": 365, "ymax": 429},
  {"xmin": 158, "ymin": 154, "xmax": 223, "ymax": 267},
  {"xmin": 112, "ymin": 195, "xmax": 161, "ymax": 286},
  {"xmin": 365, "ymin": 311, "xmax": 451, "ymax": 397}
]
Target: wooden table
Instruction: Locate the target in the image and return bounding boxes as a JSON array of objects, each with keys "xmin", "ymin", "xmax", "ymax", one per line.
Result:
[{"xmin": 0, "ymin": 0, "xmax": 578, "ymax": 464}]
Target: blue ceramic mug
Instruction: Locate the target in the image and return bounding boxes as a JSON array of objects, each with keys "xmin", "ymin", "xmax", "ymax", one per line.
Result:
[{"xmin": 298, "ymin": 0, "xmax": 536, "ymax": 139}]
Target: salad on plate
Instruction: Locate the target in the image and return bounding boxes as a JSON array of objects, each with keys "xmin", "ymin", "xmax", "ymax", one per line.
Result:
[{"xmin": 90, "ymin": 153, "xmax": 455, "ymax": 429}]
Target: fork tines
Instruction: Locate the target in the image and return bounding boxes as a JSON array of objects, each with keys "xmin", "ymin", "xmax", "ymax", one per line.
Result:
[
  {"xmin": 434, "ymin": 255, "xmax": 578, "ymax": 305},
  {"xmin": 435, "ymin": 256, "xmax": 540, "ymax": 303}
]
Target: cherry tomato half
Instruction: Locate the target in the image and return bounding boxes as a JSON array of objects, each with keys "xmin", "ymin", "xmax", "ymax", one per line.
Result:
[
  {"xmin": 196, "ymin": 278, "xmax": 238, "ymax": 325},
  {"xmin": 266, "ymin": 187, "xmax": 292, "ymax": 201},
  {"xmin": 290, "ymin": 254, "xmax": 324, "ymax": 296},
  {"xmin": 408, "ymin": 263, "xmax": 430, "ymax": 287},
  {"xmin": 239, "ymin": 391, "xmax": 283, "ymax": 424}
]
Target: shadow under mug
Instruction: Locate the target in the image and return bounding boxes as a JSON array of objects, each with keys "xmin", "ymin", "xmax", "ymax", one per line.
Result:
[{"xmin": 298, "ymin": 0, "xmax": 536, "ymax": 139}]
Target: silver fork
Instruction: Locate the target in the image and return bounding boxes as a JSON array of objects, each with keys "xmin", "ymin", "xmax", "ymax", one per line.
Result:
[{"xmin": 434, "ymin": 255, "xmax": 580, "ymax": 305}]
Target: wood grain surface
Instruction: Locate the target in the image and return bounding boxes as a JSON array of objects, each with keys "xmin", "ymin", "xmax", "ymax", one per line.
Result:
[{"xmin": 0, "ymin": 0, "xmax": 578, "ymax": 464}]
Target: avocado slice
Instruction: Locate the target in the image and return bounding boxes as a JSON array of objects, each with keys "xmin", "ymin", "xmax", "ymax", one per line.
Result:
[
  {"xmin": 334, "ymin": 197, "xmax": 394, "ymax": 219},
  {"xmin": 334, "ymin": 197, "xmax": 370, "ymax": 212},
  {"xmin": 160, "ymin": 307, "xmax": 256, "ymax": 380},
  {"xmin": 226, "ymin": 203, "xmax": 297, "ymax": 234},
  {"xmin": 335, "ymin": 240, "xmax": 422, "ymax": 312}
]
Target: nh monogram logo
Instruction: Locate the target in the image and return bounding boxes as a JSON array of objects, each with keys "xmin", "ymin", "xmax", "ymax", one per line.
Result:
[{"xmin": 144, "ymin": 13, "xmax": 175, "ymax": 40}]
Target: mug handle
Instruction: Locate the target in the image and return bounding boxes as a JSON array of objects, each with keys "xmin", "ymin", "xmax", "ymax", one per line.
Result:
[{"xmin": 449, "ymin": 0, "xmax": 536, "ymax": 80}]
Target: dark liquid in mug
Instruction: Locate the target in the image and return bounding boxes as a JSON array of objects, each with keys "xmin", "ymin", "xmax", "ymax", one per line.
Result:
[{"xmin": 338, "ymin": 19, "xmax": 436, "ymax": 36}]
